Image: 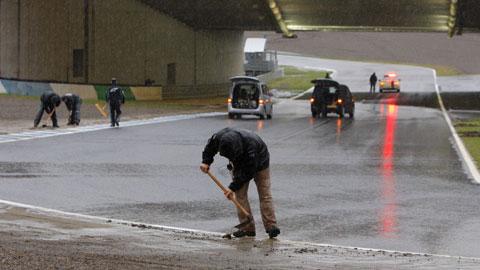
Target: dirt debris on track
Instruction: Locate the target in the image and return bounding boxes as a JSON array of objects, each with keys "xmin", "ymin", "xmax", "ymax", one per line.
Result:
[
  {"xmin": 0, "ymin": 204, "xmax": 479, "ymax": 269},
  {"xmin": 0, "ymin": 94, "xmax": 226, "ymax": 134},
  {"xmin": 2, "ymin": 95, "xmax": 480, "ymax": 268}
]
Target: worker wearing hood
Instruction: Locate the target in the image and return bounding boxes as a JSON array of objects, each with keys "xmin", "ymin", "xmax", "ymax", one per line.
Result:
[{"xmin": 201, "ymin": 127, "xmax": 280, "ymax": 238}]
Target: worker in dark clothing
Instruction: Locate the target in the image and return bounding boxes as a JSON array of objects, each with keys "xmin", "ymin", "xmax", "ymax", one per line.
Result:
[
  {"xmin": 33, "ymin": 91, "xmax": 61, "ymax": 128},
  {"xmin": 61, "ymin": 93, "xmax": 82, "ymax": 126},
  {"xmin": 200, "ymin": 127, "xmax": 280, "ymax": 239},
  {"xmin": 369, "ymin": 72, "xmax": 378, "ymax": 93},
  {"xmin": 105, "ymin": 78, "xmax": 125, "ymax": 127}
]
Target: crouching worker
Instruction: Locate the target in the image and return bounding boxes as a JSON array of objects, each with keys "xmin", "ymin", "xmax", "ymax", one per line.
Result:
[
  {"xmin": 61, "ymin": 93, "xmax": 82, "ymax": 126},
  {"xmin": 200, "ymin": 127, "xmax": 280, "ymax": 238},
  {"xmin": 105, "ymin": 78, "xmax": 125, "ymax": 127},
  {"xmin": 33, "ymin": 91, "xmax": 61, "ymax": 128}
]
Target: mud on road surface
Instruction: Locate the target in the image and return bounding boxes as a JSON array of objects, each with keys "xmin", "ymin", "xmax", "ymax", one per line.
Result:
[{"xmin": 0, "ymin": 203, "xmax": 479, "ymax": 269}]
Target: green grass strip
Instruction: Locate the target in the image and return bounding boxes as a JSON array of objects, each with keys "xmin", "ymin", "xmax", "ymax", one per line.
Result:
[
  {"xmin": 268, "ymin": 66, "xmax": 328, "ymax": 93},
  {"xmin": 455, "ymin": 118, "xmax": 480, "ymax": 166}
]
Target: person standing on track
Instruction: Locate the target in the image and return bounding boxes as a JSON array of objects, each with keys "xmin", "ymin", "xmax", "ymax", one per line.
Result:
[
  {"xmin": 200, "ymin": 127, "xmax": 280, "ymax": 238},
  {"xmin": 33, "ymin": 91, "xmax": 61, "ymax": 128},
  {"xmin": 105, "ymin": 78, "xmax": 125, "ymax": 127},
  {"xmin": 369, "ymin": 72, "xmax": 378, "ymax": 93}
]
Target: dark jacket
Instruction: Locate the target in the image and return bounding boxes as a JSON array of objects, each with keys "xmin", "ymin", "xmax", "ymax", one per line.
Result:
[
  {"xmin": 61, "ymin": 93, "xmax": 81, "ymax": 111},
  {"xmin": 40, "ymin": 92, "xmax": 61, "ymax": 113},
  {"xmin": 202, "ymin": 127, "xmax": 269, "ymax": 191},
  {"xmin": 370, "ymin": 73, "xmax": 377, "ymax": 85},
  {"xmin": 106, "ymin": 87, "xmax": 125, "ymax": 105}
]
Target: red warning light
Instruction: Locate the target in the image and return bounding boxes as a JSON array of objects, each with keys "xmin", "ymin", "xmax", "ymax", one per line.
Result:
[{"xmin": 387, "ymin": 73, "xmax": 397, "ymax": 78}]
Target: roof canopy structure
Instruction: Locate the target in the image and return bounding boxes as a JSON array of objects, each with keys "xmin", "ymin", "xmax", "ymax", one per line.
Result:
[
  {"xmin": 139, "ymin": 0, "xmax": 278, "ymax": 30},
  {"xmin": 140, "ymin": 0, "xmax": 480, "ymax": 37}
]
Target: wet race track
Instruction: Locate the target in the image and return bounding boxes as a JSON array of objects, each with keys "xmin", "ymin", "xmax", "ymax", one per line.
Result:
[{"xmin": 1, "ymin": 99, "xmax": 480, "ymax": 257}]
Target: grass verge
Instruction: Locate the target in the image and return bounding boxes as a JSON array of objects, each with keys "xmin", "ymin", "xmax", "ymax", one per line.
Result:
[
  {"xmin": 455, "ymin": 118, "xmax": 480, "ymax": 166},
  {"xmin": 268, "ymin": 66, "xmax": 328, "ymax": 93}
]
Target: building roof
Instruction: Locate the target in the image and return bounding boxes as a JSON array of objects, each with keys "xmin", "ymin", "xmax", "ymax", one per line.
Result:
[{"xmin": 140, "ymin": 0, "xmax": 480, "ymax": 37}]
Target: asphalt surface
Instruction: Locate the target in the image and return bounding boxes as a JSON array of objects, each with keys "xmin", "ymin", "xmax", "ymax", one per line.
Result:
[
  {"xmin": 1, "ymin": 98, "xmax": 480, "ymax": 257},
  {"xmin": 247, "ymin": 31, "xmax": 480, "ymax": 74},
  {"xmin": 438, "ymin": 75, "xmax": 480, "ymax": 92},
  {"xmin": 278, "ymin": 53, "xmax": 436, "ymax": 93}
]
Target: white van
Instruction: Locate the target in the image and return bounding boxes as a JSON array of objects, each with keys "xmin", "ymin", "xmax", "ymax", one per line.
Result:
[{"xmin": 227, "ymin": 76, "xmax": 273, "ymax": 119}]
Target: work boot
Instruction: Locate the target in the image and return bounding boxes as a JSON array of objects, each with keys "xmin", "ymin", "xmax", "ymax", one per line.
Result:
[
  {"xmin": 266, "ymin": 226, "xmax": 280, "ymax": 239},
  {"xmin": 232, "ymin": 230, "xmax": 255, "ymax": 238},
  {"xmin": 53, "ymin": 124, "xmax": 59, "ymax": 128}
]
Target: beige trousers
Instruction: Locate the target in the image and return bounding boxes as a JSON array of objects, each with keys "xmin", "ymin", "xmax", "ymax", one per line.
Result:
[{"xmin": 234, "ymin": 168, "xmax": 277, "ymax": 232}]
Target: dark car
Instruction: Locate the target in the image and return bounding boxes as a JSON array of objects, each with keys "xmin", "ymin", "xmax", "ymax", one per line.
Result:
[{"xmin": 310, "ymin": 79, "xmax": 355, "ymax": 118}]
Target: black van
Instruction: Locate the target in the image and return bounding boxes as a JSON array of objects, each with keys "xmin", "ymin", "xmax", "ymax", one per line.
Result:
[{"xmin": 310, "ymin": 79, "xmax": 354, "ymax": 118}]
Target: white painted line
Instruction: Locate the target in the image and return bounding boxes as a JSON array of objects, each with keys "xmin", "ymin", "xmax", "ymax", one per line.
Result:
[
  {"xmin": 283, "ymin": 239, "xmax": 480, "ymax": 261},
  {"xmin": 433, "ymin": 69, "xmax": 480, "ymax": 184},
  {"xmin": 0, "ymin": 112, "xmax": 225, "ymax": 144},
  {"xmin": 0, "ymin": 81, "xmax": 6, "ymax": 94},
  {"xmin": 449, "ymin": 109, "xmax": 480, "ymax": 114},
  {"xmin": 0, "ymin": 197, "xmax": 478, "ymax": 261},
  {"xmin": 302, "ymin": 65, "xmax": 338, "ymax": 78},
  {"xmin": 291, "ymin": 87, "xmax": 313, "ymax": 100},
  {"xmin": 0, "ymin": 198, "xmax": 223, "ymax": 238}
]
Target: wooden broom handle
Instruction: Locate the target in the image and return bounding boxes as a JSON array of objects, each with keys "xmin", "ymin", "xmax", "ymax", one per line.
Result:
[{"xmin": 207, "ymin": 171, "xmax": 251, "ymax": 217}]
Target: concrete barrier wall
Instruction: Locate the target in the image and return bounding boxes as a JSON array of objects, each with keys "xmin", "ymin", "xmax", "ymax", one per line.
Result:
[
  {"xmin": 162, "ymin": 83, "xmax": 229, "ymax": 99},
  {"xmin": 94, "ymin": 85, "xmax": 136, "ymax": 101},
  {"xmin": 0, "ymin": 0, "xmax": 244, "ymax": 99},
  {"xmin": 1, "ymin": 80, "xmax": 53, "ymax": 96},
  {"xmin": 131, "ymin": 87, "xmax": 162, "ymax": 101},
  {"xmin": 0, "ymin": 79, "xmax": 162, "ymax": 101},
  {"xmin": 50, "ymin": 83, "xmax": 97, "ymax": 100}
]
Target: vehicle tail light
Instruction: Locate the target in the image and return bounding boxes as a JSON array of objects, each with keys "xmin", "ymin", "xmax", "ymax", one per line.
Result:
[
  {"xmin": 227, "ymin": 98, "xmax": 232, "ymax": 104},
  {"xmin": 310, "ymin": 98, "xmax": 315, "ymax": 103},
  {"xmin": 388, "ymin": 73, "xmax": 397, "ymax": 78},
  {"xmin": 337, "ymin": 99, "xmax": 343, "ymax": 104}
]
